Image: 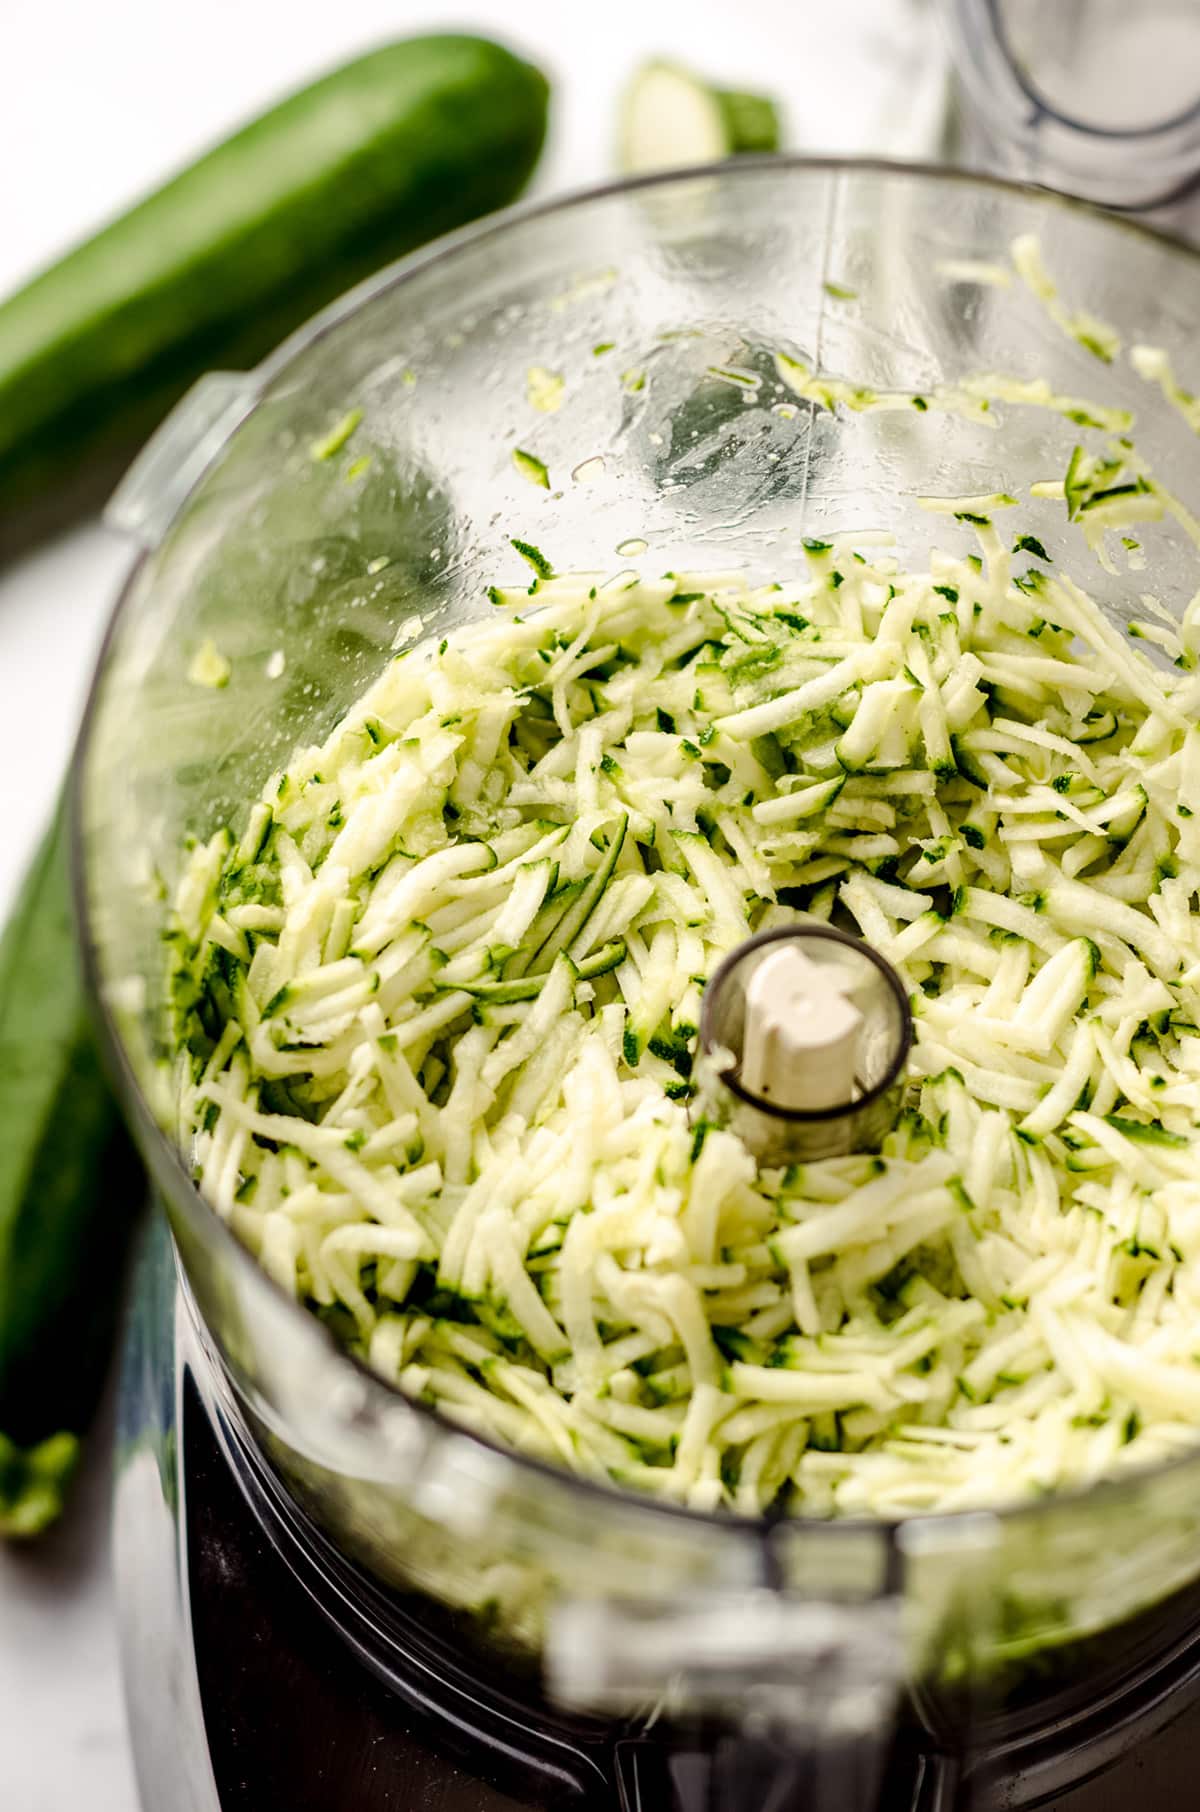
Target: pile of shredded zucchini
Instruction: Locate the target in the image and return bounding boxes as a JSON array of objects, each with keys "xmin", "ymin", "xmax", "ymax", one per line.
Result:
[{"xmin": 169, "ymin": 504, "xmax": 1200, "ymax": 1519}]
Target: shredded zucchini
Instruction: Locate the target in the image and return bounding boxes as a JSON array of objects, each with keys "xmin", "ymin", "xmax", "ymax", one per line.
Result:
[{"xmin": 169, "ymin": 514, "xmax": 1200, "ymax": 1520}]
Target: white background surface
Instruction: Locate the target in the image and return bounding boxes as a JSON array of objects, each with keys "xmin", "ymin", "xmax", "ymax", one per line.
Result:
[{"xmin": 0, "ymin": 5, "xmax": 940, "ymax": 1806}]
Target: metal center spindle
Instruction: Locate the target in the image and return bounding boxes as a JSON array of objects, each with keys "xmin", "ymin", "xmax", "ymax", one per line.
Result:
[{"xmin": 698, "ymin": 925, "xmax": 913, "ymax": 1162}]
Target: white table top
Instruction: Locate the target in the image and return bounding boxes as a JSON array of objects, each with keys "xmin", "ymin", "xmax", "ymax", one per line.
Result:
[{"xmin": 0, "ymin": 5, "xmax": 943, "ymax": 1805}]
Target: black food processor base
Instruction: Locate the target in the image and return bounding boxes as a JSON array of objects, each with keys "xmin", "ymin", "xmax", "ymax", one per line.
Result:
[
  {"xmin": 184, "ymin": 1376, "xmax": 1200, "ymax": 1812},
  {"xmin": 116, "ymin": 1221, "xmax": 1200, "ymax": 1812},
  {"xmin": 188, "ymin": 1378, "xmax": 542, "ymax": 1812}
]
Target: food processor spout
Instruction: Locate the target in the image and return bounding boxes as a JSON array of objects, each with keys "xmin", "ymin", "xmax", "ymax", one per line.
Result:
[{"xmin": 548, "ymin": 1589, "xmax": 904, "ymax": 1811}]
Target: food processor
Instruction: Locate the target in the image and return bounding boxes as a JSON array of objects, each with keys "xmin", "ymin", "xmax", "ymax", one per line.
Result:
[{"xmin": 76, "ymin": 161, "xmax": 1200, "ymax": 1809}]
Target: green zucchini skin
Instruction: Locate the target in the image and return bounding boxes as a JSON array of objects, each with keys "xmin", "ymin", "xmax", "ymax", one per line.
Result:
[
  {"xmin": 0, "ymin": 804, "xmax": 142, "ymax": 1535},
  {"xmin": 0, "ymin": 35, "xmax": 549, "ymax": 547}
]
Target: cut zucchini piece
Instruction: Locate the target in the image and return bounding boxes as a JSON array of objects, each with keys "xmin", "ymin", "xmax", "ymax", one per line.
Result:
[{"xmin": 618, "ymin": 60, "xmax": 781, "ymax": 174}]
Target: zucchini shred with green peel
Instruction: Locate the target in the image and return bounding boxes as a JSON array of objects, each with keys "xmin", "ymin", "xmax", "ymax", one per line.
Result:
[{"xmin": 169, "ymin": 535, "xmax": 1200, "ymax": 1521}]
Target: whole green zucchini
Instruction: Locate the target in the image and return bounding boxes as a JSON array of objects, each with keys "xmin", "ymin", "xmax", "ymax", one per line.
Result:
[
  {"xmin": 0, "ymin": 805, "xmax": 142, "ymax": 1536},
  {"xmin": 0, "ymin": 34, "xmax": 549, "ymax": 550}
]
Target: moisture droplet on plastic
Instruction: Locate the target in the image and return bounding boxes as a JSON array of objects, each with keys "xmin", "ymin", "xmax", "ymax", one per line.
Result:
[
  {"xmin": 265, "ymin": 650, "xmax": 285, "ymax": 680},
  {"xmin": 392, "ymin": 614, "xmax": 425, "ymax": 650},
  {"xmin": 572, "ymin": 456, "xmax": 606, "ymax": 484},
  {"xmin": 616, "ymin": 537, "xmax": 648, "ymax": 557}
]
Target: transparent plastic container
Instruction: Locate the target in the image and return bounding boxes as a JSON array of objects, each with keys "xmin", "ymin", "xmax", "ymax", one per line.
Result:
[
  {"xmin": 76, "ymin": 161, "xmax": 1200, "ymax": 1804},
  {"xmin": 943, "ymin": 0, "xmax": 1200, "ymax": 234}
]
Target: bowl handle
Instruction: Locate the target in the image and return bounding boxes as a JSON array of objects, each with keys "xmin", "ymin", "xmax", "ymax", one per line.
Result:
[
  {"xmin": 550, "ymin": 1589, "xmax": 904, "ymax": 1811},
  {"xmin": 105, "ymin": 371, "xmax": 258, "ymax": 550}
]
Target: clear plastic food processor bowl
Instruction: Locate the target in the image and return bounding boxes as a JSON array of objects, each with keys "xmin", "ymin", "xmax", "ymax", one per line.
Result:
[{"xmin": 76, "ymin": 161, "xmax": 1200, "ymax": 1798}]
